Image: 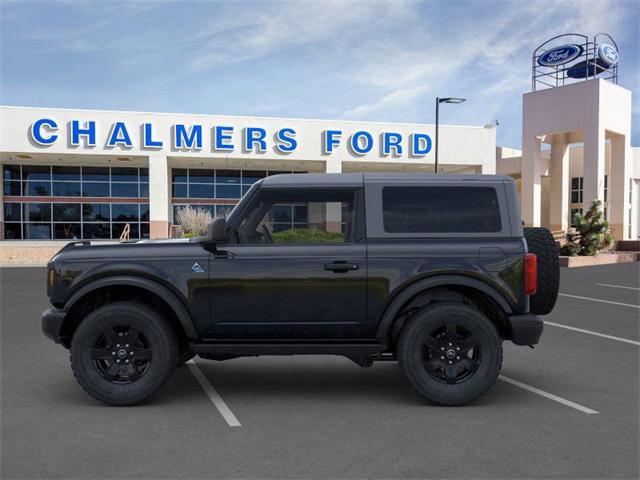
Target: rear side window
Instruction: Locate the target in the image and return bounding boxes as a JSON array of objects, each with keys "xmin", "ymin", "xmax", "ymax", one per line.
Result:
[{"xmin": 382, "ymin": 186, "xmax": 502, "ymax": 233}]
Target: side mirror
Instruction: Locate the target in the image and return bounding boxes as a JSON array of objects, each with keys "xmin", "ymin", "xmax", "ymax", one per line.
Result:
[{"xmin": 207, "ymin": 217, "xmax": 227, "ymax": 243}]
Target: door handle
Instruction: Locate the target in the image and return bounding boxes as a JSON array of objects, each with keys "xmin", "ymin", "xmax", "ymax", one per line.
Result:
[{"xmin": 325, "ymin": 261, "xmax": 359, "ymax": 273}]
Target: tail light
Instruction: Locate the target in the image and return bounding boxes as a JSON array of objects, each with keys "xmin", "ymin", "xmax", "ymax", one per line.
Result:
[{"xmin": 524, "ymin": 253, "xmax": 537, "ymax": 295}]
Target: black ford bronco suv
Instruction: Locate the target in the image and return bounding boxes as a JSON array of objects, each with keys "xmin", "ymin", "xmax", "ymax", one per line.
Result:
[{"xmin": 42, "ymin": 173, "xmax": 559, "ymax": 406}]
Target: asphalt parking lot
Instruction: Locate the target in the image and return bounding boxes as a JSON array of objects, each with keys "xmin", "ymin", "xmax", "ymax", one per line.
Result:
[{"xmin": 1, "ymin": 263, "xmax": 639, "ymax": 479}]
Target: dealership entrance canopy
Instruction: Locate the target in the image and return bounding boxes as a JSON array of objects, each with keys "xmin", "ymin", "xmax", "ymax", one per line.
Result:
[{"xmin": 0, "ymin": 107, "xmax": 495, "ymax": 240}]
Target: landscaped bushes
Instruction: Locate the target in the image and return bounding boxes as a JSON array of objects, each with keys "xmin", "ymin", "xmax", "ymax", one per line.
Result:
[
  {"xmin": 560, "ymin": 199, "xmax": 613, "ymax": 256},
  {"xmin": 175, "ymin": 206, "xmax": 213, "ymax": 237},
  {"xmin": 271, "ymin": 228, "xmax": 345, "ymax": 244}
]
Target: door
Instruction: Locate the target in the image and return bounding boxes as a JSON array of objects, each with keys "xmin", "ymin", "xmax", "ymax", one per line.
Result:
[{"xmin": 201, "ymin": 187, "xmax": 367, "ymax": 339}]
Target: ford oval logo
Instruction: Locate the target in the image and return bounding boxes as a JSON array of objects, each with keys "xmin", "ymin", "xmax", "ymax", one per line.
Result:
[
  {"xmin": 538, "ymin": 44, "xmax": 583, "ymax": 67},
  {"xmin": 598, "ymin": 44, "xmax": 618, "ymax": 66}
]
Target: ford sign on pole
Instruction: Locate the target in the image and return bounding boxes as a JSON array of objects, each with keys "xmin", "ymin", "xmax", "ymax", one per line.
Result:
[
  {"xmin": 598, "ymin": 44, "xmax": 619, "ymax": 66},
  {"xmin": 537, "ymin": 44, "xmax": 583, "ymax": 67}
]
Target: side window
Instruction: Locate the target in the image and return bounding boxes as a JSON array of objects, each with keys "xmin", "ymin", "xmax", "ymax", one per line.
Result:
[
  {"xmin": 382, "ymin": 186, "xmax": 502, "ymax": 233},
  {"xmin": 237, "ymin": 189, "xmax": 356, "ymax": 244}
]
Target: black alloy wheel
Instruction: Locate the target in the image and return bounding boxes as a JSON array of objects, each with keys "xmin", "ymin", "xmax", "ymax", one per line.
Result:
[
  {"xmin": 91, "ymin": 326, "xmax": 152, "ymax": 383},
  {"xmin": 422, "ymin": 323, "xmax": 480, "ymax": 385},
  {"xmin": 70, "ymin": 301, "xmax": 178, "ymax": 406},
  {"xmin": 398, "ymin": 301, "xmax": 502, "ymax": 405}
]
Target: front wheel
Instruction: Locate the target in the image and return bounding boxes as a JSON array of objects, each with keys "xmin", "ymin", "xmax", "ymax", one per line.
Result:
[
  {"xmin": 70, "ymin": 301, "xmax": 179, "ymax": 406},
  {"xmin": 398, "ymin": 301, "xmax": 502, "ymax": 405}
]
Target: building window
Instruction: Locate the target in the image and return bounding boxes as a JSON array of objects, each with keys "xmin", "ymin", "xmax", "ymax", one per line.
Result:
[
  {"xmin": 170, "ymin": 168, "xmax": 305, "ymax": 224},
  {"xmin": 570, "ymin": 177, "xmax": 583, "ymax": 203},
  {"xmin": 570, "ymin": 208, "xmax": 583, "ymax": 228},
  {"xmin": 2, "ymin": 164, "xmax": 149, "ymax": 240}
]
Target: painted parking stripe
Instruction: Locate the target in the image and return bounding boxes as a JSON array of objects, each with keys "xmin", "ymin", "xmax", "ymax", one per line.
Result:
[
  {"xmin": 187, "ymin": 360, "xmax": 241, "ymax": 427},
  {"xmin": 559, "ymin": 293, "xmax": 640, "ymax": 309},
  {"xmin": 545, "ymin": 320, "xmax": 640, "ymax": 346},
  {"xmin": 596, "ymin": 283, "xmax": 640, "ymax": 291},
  {"xmin": 499, "ymin": 375, "xmax": 599, "ymax": 415}
]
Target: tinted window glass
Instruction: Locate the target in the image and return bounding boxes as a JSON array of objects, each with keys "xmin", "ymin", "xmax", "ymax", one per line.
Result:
[
  {"xmin": 54, "ymin": 223, "xmax": 81, "ymax": 239},
  {"xmin": 82, "ymin": 167, "xmax": 109, "ymax": 182},
  {"xmin": 140, "ymin": 204, "xmax": 150, "ymax": 221},
  {"xmin": 382, "ymin": 187, "xmax": 502, "ymax": 233},
  {"xmin": 111, "ymin": 167, "xmax": 138, "ymax": 181},
  {"xmin": 112, "ymin": 222, "xmax": 139, "ymax": 239},
  {"xmin": 111, "ymin": 183, "xmax": 138, "ymax": 197},
  {"xmin": 26, "ymin": 181, "xmax": 51, "ymax": 196},
  {"xmin": 189, "ymin": 169, "xmax": 215, "ymax": 183},
  {"xmin": 188, "ymin": 184, "xmax": 215, "ymax": 199},
  {"xmin": 3, "ymin": 181, "xmax": 21, "ymax": 196},
  {"xmin": 52, "ymin": 182, "xmax": 81, "ymax": 197},
  {"xmin": 25, "ymin": 203, "xmax": 51, "ymax": 221},
  {"xmin": 172, "ymin": 183, "xmax": 187, "ymax": 198},
  {"xmin": 140, "ymin": 183, "xmax": 149, "ymax": 197},
  {"xmin": 139, "ymin": 168, "xmax": 149, "ymax": 182},
  {"xmin": 22, "ymin": 165, "xmax": 50, "ymax": 181},
  {"xmin": 4, "ymin": 202, "xmax": 21, "ymax": 221},
  {"xmin": 82, "ymin": 182, "xmax": 109, "ymax": 197},
  {"xmin": 3, "ymin": 165, "xmax": 21, "ymax": 181},
  {"xmin": 216, "ymin": 184, "xmax": 241, "ymax": 199},
  {"xmin": 216, "ymin": 170, "xmax": 240, "ymax": 184},
  {"xmin": 172, "ymin": 169, "xmax": 187, "ymax": 183},
  {"xmin": 83, "ymin": 203, "xmax": 110, "ymax": 221},
  {"xmin": 112, "ymin": 204, "xmax": 139, "ymax": 221},
  {"xmin": 52, "ymin": 166, "xmax": 80, "ymax": 181},
  {"xmin": 53, "ymin": 203, "xmax": 81, "ymax": 221},
  {"xmin": 83, "ymin": 223, "xmax": 110, "ymax": 239},
  {"xmin": 24, "ymin": 223, "xmax": 51, "ymax": 239},
  {"xmin": 4, "ymin": 222, "xmax": 22, "ymax": 239}
]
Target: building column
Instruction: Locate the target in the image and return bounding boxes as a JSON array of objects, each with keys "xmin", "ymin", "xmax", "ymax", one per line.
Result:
[
  {"xmin": 549, "ymin": 134, "xmax": 570, "ymax": 232},
  {"xmin": 582, "ymin": 126, "xmax": 606, "ymax": 212},
  {"xmin": 324, "ymin": 159, "xmax": 343, "ymax": 232},
  {"xmin": 521, "ymin": 135, "xmax": 543, "ymax": 227},
  {"xmin": 609, "ymin": 134, "xmax": 631, "ymax": 240},
  {"xmin": 148, "ymin": 153, "xmax": 170, "ymax": 239}
]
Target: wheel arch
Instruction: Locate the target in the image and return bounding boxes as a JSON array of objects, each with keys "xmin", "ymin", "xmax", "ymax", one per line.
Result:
[
  {"xmin": 61, "ymin": 275, "xmax": 197, "ymax": 347},
  {"xmin": 376, "ymin": 275, "xmax": 513, "ymax": 345}
]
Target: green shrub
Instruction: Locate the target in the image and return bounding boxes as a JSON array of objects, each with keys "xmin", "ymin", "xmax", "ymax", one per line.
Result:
[
  {"xmin": 271, "ymin": 228, "xmax": 345, "ymax": 244},
  {"xmin": 560, "ymin": 199, "xmax": 613, "ymax": 256}
]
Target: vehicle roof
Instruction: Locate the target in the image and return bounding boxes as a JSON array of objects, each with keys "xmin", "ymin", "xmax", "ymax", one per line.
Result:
[{"xmin": 260, "ymin": 172, "xmax": 513, "ymax": 188}]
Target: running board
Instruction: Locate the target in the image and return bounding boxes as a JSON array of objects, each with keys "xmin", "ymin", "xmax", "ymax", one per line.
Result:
[{"xmin": 190, "ymin": 342, "xmax": 386, "ymax": 356}]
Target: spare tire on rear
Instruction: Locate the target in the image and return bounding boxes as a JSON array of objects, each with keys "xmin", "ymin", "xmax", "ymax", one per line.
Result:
[{"xmin": 524, "ymin": 227, "xmax": 559, "ymax": 315}]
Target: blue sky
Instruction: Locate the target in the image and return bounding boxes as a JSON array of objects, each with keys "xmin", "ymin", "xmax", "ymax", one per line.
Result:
[{"xmin": 1, "ymin": 0, "xmax": 638, "ymax": 148}]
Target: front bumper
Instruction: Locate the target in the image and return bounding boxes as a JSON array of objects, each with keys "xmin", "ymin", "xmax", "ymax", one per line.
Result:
[
  {"xmin": 507, "ymin": 313, "xmax": 543, "ymax": 346},
  {"xmin": 42, "ymin": 307, "xmax": 68, "ymax": 344}
]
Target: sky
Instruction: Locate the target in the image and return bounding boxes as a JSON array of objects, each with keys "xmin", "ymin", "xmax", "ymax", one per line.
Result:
[{"xmin": 1, "ymin": 0, "xmax": 638, "ymax": 149}]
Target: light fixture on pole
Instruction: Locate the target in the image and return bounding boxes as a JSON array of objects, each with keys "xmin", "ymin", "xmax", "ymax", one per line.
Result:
[{"xmin": 435, "ymin": 97, "xmax": 466, "ymax": 174}]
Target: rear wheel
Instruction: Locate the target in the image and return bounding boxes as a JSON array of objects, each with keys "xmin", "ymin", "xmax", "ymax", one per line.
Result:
[
  {"xmin": 70, "ymin": 301, "xmax": 179, "ymax": 405},
  {"xmin": 398, "ymin": 302, "xmax": 502, "ymax": 405}
]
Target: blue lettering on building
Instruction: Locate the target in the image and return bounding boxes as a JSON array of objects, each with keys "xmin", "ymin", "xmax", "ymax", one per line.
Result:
[
  {"xmin": 323, "ymin": 130, "xmax": 342, "ymax": 154},
  {"xmin": 275, "ymin": 128, "xmax": 297, "ymax": 153},
  {"xmin": 107, "ymin": 122, "xmax": 133, "ymax": 148},
  {"xmin": 70, "ymin": 120, "xmax": 96, "ymax": 147},
  {"xmin": 382, "ymin": 132, "xmax": 403, "ymax": 156},
  {"xmin": 244, "ymin": 127, "xmax": 267, "ymax": 152},
  {"xmin": 30, "ymin": 118, "xmax": 58, "ymax": 145},
  {"xmin": 411, "ymin": 133, "xmax": 432, "ymax": 156},
  {"xmin": 214, "ymin": 126, "xmax": 234, "ymax": 151},
  {"xmin": 143, "ymin": 123, "xmax": 163, "ymax": 148},
  {"xmin": 350, "ymin": 131, "xmax": 373, "ymax": 155},
  {"xmin": 173, "ymin": 124, "xmax": 202, "ymax": 150}
]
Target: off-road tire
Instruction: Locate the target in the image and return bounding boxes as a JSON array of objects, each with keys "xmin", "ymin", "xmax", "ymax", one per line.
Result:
[
  {"xmin": 398, "ymin": 301, "xmax": 502, "ymax": 405},
  {"xmin": 70, "ymin": 301, "xmax": 179, "ymax": 406},
  {"xmin": 524, "ymin": 227, "xmax": 560, "ymax": 315}
]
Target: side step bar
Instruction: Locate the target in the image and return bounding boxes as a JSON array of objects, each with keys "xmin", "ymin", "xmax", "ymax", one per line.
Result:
[{"xmin": 191, "ymin": 342, "xmax": 386, "ymax": 356}]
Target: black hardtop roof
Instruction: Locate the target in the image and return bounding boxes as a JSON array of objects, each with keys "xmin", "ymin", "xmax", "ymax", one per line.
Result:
[{"xmin": 260, "ymin": 172, "xmax": 513, "ymax": 188}]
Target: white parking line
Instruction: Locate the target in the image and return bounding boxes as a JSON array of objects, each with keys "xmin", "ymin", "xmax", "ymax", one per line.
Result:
[
  {"xmin": 596, "ymin": 283, "xmax": 640, "ymax": 291},
  {"xmin": 499, "ymin": 375, "xmax": 599, "ymax": 415},
  {"xmin": 186, "ymin": 360, "xmax": 241, "ymax": 427},
  {"xmin": 545, "ymin": 321, "xmax": 640, "ymax": 346},
  {"xmin": 559, "ymin": 293, "xmax": 640, "ymax": 309}
]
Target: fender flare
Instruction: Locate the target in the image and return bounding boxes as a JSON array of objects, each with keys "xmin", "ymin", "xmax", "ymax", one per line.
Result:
[
  {"xmin": 64, "ymin": 275, "xmax": 198, "ymax": 339},
  {"xmin": 375, "ymin": 275, "xmax": 513, "ymax": 341}
]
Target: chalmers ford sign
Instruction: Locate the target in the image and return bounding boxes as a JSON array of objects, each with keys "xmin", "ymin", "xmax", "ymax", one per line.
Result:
[{"xmin": 29, "ymin": 118, "xmax": 434, "ymax": 157}]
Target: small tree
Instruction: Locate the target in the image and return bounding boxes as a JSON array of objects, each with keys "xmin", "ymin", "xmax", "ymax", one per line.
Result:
[
  {"xmin": 175, "ymin": 206, "xmax": 213, "ymax": 237},
  {"xmin": 560, "ymin": 199, "xmax": 613, "ymax": 256}
]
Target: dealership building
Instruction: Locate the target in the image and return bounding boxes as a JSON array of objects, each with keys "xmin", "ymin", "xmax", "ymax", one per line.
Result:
[{"xmin": 0, "ymin": 33, "xmax": 638, "ymax": 246}]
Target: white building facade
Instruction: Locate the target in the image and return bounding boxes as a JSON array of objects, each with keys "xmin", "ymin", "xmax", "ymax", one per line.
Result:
[{"xmin": 0, "ymin": 106, "xmax": 496, "ymax": 240}]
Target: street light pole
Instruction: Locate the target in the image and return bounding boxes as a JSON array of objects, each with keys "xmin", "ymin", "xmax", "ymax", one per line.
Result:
[
  {"xmin": 434, "ymin": 96, "xmax": 467, "ymax": 174},
  {"xmin": 435, "ymin": 97, "xmax": 440, "ymax": 174}
]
